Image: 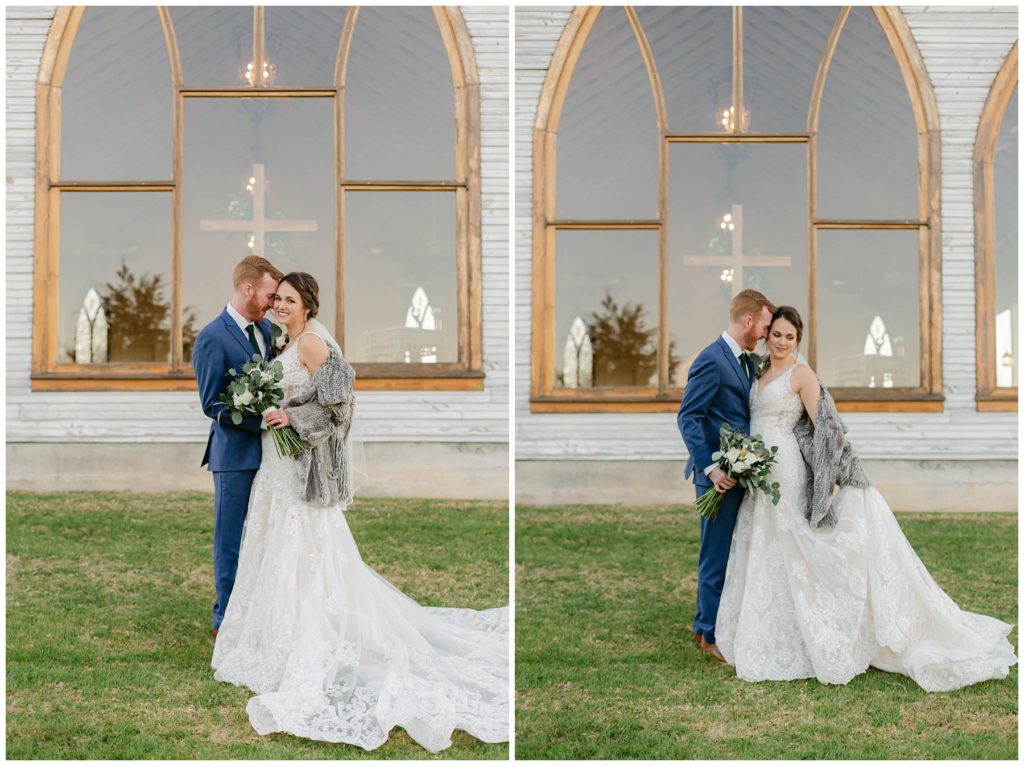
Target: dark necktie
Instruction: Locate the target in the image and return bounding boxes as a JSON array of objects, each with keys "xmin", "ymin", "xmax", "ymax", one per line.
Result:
[
  {"xmin": 740, "ymin": 352, "xmax": 754, "ymax": 379},
  {"xmin": 245, "ymin": 324, "xmax": 262, "ymax": 357}
]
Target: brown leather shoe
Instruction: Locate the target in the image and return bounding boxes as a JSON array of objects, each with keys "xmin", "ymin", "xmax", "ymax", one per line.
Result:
[
  {"xmin": 698, "ymin": 637, "xmax": 725, "ymax": 662},
  {"xmin": 210, "ymin": 628, "xmax": 219, "ymax": 639},
  {"xmin": 692, "ymin": 632, "xmax": 702, "ymax": 644}
]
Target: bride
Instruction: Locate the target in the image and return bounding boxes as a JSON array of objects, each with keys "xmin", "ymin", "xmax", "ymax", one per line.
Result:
[
  {"xmin": 211, "ymin": 272, "xmax": 508, "ymax": 752},
  {"xmin": 715, "ymin": 306, "xmax": 1016, "ymax": 692}
]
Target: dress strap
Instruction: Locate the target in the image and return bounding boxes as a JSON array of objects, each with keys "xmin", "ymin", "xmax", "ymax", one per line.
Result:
[{"xmin": 295, "ymin": 330, "xmax": 326, "ymax": 345}]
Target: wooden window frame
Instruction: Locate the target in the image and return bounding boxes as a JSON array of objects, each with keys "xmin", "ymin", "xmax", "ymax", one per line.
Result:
[
  {"xmin": 32, "ymin": 6, "xmax": 483, "ymax": 392},
  {"xmin": 531, "ymin": 6, "xmax": 943, "ymax": 413},
  {"xmin": 974, "ymin": 41, "xmax": 1018, "ymax": 412}
]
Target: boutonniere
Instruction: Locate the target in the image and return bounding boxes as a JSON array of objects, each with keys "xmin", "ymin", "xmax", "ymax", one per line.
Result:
[
  {"xmin": 752, "ymin": 354, "xmax": 769, "ymax": 379},
  {"xmin": 270, "ymin": 322, "xmax": 288, "ymax": 356}
]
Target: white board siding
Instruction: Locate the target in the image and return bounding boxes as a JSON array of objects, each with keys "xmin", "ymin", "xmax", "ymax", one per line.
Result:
[
  {"xmin": 514, "ymin": 6, "xmax": 1018, "ymax": 463},
  {"xmin": 6, "ymin": 6, "xmax": 509, "ymax": 445}
]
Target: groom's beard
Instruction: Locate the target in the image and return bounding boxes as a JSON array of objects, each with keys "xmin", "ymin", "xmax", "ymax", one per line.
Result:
[{"xmin": 246, "ymin": 296, "xmax": 270, "ymax": 321}]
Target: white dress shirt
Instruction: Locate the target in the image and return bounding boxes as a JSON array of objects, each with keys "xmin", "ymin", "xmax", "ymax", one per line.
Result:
[{"xmin": 226, "ymin": 303, "xmax": 267, "ymax": 358}]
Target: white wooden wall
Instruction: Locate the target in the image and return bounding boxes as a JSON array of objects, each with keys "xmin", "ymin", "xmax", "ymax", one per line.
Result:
[
  {"xmin": 6, "ymin": 6, "xmax": 509, "ymax": 445},
  {"xmin": 515, "ymin": 5, "xmax": 1018, "ymax": 463}
]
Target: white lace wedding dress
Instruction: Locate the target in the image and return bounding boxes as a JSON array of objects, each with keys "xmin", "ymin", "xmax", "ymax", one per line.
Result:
[
  {"xmin": 716, "ymin": 363, "xmax": 1016, "ymax": 691},
  {"xmin": 211, "ymin": 341, "xmax": 508, "ymax": 751}
]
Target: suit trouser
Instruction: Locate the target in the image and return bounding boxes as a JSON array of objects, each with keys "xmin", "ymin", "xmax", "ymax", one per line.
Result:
[
  {"xmin": 693, "ymin": 480, "xmax": 745, "ymax": 645},
  {"xmin": 212, "ymin": 469, "xmax": 256, "ymax": 629}
]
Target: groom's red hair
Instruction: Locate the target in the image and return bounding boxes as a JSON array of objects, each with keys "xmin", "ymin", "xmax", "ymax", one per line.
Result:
[
  {"xmin": 233, "ymin": 255, "xmax": 283, "ymax": 288},
  {"xmin": 729, "ymin": 289, "xmax": 776, "ymax": 321}
]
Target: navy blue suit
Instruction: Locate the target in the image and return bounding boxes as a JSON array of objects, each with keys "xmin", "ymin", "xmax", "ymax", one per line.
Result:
[
  {"xmin": 677, "ymin": 336, "xmax": 754, "ymax": 645},
  {"xmin": 193, "ymin": 308, "xmax": 273, "ymax": 629}
]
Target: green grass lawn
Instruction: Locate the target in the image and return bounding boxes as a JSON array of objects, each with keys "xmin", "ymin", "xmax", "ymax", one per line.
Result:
[
  {"xmin": 7, "ymin": 492, "xmax": 509, "ymax": 760},
  {"xmin": 516, "ymin": 504, "xmax": 1017, "ymax": 760}
]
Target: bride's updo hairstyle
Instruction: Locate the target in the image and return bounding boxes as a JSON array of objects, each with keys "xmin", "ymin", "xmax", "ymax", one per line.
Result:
[
  {"xmin": 278, "ymin": 272, "xmax": 320, "ymax": 319},
  {"xmin": 770, "ymin": 305, "xmax": 804, "ymax": 343}
]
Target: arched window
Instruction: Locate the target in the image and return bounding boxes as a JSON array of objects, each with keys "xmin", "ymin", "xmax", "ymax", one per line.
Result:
[
  {"xmin": 975, "ymin": 42, "xmax": 1018, "ymax": 411},
  {"xmin": 532, "ymin": 6, "xmax": 941, "ymax": 412},
  {"xmin": 33, "ymin": 6, "xmax": 482, "ymax": 391}
]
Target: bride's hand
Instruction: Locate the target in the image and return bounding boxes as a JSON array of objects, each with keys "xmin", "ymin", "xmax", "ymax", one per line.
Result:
[{"xmin": 265, "ymin": 409, "xmax": 290, "ymax": 428}]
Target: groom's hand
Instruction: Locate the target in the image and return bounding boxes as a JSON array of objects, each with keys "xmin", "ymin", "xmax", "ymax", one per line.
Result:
[{"xmin": 708, "ymin": 467, "xmax": 736, "ymax": 494}]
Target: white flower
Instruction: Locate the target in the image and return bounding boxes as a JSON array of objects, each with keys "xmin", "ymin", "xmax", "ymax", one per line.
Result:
[
  {"xmin": 732, "ymin": 460, "xmax": 749, "ymax": 473},
  {"xmin": 747, "ymin": 453, "xmax": 762, "ymax": 465},
  {"xmin": 260, "ymin": 369, "xmax": 274, "ymax": 383},
  {"xmin": 233, "ymin": 389, "xmax": 254, "ymax": 407},
  {"xmin": 726, "ymin": 448, "xmax": 741, "ymax": 463},
  {"xmin": 274, "ymin": 333, "xmax": 287, "ymax": 350}
]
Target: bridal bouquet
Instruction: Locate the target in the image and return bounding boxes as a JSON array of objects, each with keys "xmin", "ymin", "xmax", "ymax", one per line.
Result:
[
  {"xmin": 218, "ymin": 354, "xmax": 308, "ymax": 458},
  {"xmin": 696, "ymin": 423, "xmax": 781, "ymax": 520}
]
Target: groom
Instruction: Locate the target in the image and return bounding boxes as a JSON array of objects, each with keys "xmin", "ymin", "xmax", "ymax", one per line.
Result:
[
  {"xmin": 193, "ymin": 255, "xmax": 283, "ymax": 636},
  {"xmin": 677, "ymin": 289, "xmax": 775, "ymax": 661}
]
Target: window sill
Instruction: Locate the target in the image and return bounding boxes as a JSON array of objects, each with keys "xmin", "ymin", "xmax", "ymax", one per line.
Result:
[
  {"xmin": 530, "ymin": 392, "xmax": 945, "ymax": 414},
  {"xmin": 30, "ymin": 371, "xmax": 485, "ymax": 393},
  {"xmin": 976, "ymin": 391, "xmax": 1018, "ymax": 412}
]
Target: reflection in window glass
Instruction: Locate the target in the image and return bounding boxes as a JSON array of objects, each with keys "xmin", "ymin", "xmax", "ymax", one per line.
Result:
[
  {"xmin": 555, "ymin": 230, "xmax": 659, "ymax": 388},
  {"xmin": 265, "ymin": 6, "xmax": 348, "ymax": 87},
  {"xmin": 62, "ymin": 7, "xmax": 171, "ymax": 180},
  {"xmin": 183, "ymin": 98, "xmax": 336, "ymax": 362},
  {"xmin": 818, "ymin": 7, "xmax": 918, "ymax": 220},
  {"xmin": 817, "ymin": 229, "xmax": 920, "ymax": 388},
  {"xmin": 638, "ymin": 6, "xmax": 732, "ymax": 133},
  {"xmin": 173, "ymin": 7, "xmax": 254, "ymax": 87},
  {"xmin": 59, "ymin": 193, "xmax": 172, "ymax": 364},
  {"xmin": 743, "ymin": 6, "xmax": 837, "ymax": 132},
  {"xmin": 558, "ymin": 8, "xmax": 658, "ymax": 220},
  {"xmin": 668, "ymin": 142, "xmax": 807, "ymax": 386},
  {"xmin": 345, "ymin": 192, "xmax": 457, "ymax": 364},
  {"xmin": 345, "ymin": 7, "xmax": 454, "ymax": 181},
  {"xmin": 994, "ymin": 86, "xmax": 1017, "ymax": 387}
]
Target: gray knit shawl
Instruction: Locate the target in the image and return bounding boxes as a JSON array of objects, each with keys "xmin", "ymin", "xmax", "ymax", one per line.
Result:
[
  {"xmin": 283, "ymin": 347, "xmax": 356, "ymax": 507},
  {"xmin": 791, "ymin": 382, "xmax": 870, "ymax": 529}
]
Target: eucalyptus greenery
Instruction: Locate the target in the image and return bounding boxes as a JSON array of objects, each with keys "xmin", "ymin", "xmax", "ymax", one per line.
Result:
[
  {"xmin": 696, "ymin": 423, "xmax": 781, "ymax": 520},
  {"xmin": 217, "ymin": 354, "xmax": 307, "ymax": 457}
]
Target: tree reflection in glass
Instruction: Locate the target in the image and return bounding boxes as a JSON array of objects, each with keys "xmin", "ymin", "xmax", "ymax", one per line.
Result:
[
  {"xmin": 59, "ymin": 193, "xmax": 173, "ymax": 364},
  {"xmin": 554, "ymin": 230, "xmax": 659, "ymax": 387}
]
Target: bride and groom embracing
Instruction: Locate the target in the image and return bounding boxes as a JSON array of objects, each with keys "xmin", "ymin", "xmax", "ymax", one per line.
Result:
[
  {"xmin": 678, "ymin": 289, "xmax": 1016, "ymax": 692},
  {"xmin": 192, "ymin": 256, "xmax": 508, "ymax": 752}
]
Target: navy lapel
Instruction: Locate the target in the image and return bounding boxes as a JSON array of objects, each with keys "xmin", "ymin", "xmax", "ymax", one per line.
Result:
[
  {"xmin": 259, "ymin": 319, "xmax": 273, "ymax": 359},
  {"xmin": 219, "ymin": 309, "xmax": 258, "ymax": 360},
  {"xmin": 717, "ymin": 336, "xmax": 749, "ymax": 393}
]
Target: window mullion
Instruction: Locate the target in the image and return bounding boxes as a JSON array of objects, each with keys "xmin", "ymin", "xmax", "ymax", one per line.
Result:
[
  {"xmin": 733, "ymin": 6, "xmax": 744, "ymax": 135},
  {"xmin": 253, "ymin": 7, "xmax": 265, "ymax": 88}
]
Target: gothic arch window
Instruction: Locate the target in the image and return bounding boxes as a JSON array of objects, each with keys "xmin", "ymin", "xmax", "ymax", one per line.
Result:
[
  {"xmin": 531, "ymin": 6, "xmax": 942, "ymax": 412},
  {"xmin": 974, "ymin": 42, "xmax": 1018, "ymax": 411},
  {"xmin": 33, "ymin": 6, "xmax": 482, "ymax": 391}
]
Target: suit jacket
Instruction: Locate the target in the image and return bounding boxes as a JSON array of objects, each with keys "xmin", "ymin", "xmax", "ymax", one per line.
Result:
[
  {"xmin": 677, "ymin": 336, "xmax": 753, "ymax": 486},
  {"xmin": 193, "ymin": 308, "xmax": 273, "ymax": 471}
]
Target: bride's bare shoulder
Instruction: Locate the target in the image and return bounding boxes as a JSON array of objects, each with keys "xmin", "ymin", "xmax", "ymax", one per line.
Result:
[
  {"xmin": 790, "ymin": 362, "xmax": 818, "ymax": 391},
  {"xmin": 296, "ymin": 331, "xmax": 330, "ymax": 368}
]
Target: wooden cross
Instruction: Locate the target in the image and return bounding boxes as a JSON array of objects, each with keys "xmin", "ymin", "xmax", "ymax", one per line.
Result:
[
  {"xmin": 199, "ymin": 163, "xmax": 317, "ymax": 254},
  {"xmin": 681, "ymin": 204, "xmax": 791, "ymax": 295}
]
